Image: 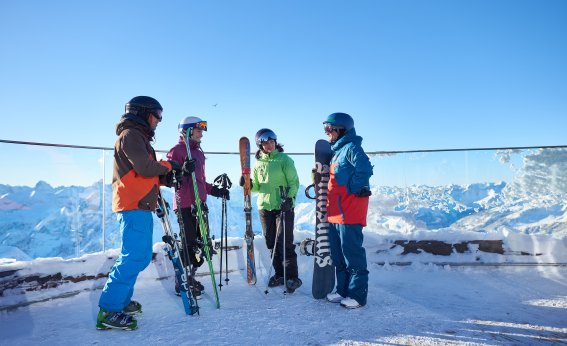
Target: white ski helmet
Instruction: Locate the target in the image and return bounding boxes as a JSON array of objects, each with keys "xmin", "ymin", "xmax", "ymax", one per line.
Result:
[{"xmin": 178, "ymin": 116, "xmax": 208, "ymax": 134}]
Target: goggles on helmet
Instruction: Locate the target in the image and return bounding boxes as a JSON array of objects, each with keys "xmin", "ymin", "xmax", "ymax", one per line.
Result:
[
  {"xmin": 323, "ymin": 124, "xmax": 342, "ymax": 134},
  {"xmin": 180, "ymin": 121, "xmax": 208, "ymax": 132}
]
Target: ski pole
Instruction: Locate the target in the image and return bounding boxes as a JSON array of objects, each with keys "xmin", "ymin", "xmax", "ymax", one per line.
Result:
[
  {"xmin": 263, "ymin": 211, "xmax": 283, "ymax": 295},
  {"xmin": 279, "ymin": 185, "xmax": 291, "ymax": 295},
  {"xmin": 214, "ymin": 173, "xmax": 232, "ymax": 290}
]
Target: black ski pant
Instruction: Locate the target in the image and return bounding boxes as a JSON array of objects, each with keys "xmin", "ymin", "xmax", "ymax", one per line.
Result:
[
  {"xmin": 175, "ymin": 207, "xmax": 205, "ymax": 268},
  {"xmin": 259, "ymin": 209, "xmax": 298, "ymax": 279}
]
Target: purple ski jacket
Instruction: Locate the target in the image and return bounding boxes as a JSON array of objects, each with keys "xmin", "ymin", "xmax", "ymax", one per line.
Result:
[{"xmin": 166, "ymin": 136, "xmax": 212, "ymax": 210}]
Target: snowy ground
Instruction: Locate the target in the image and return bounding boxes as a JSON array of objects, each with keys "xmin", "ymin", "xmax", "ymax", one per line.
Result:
[{"xmin": 1, "ymin": 234, "xmax": 567, "ymax": 346}]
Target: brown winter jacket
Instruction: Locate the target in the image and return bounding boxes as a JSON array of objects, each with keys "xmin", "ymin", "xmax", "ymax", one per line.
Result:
[{"xmin": 112, "ymin": 117, "xmax": 172, "ymax": 212}]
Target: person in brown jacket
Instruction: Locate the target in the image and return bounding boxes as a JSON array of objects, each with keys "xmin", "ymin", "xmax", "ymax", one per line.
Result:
[{"xmin": 96, "ymin": 96, "xmax": 181, "ymax": 331}]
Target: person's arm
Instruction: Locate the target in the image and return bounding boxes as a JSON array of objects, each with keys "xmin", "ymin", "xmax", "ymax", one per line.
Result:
[
  {"xmin": 347, "ymin": 144, "xmax": 373, "ymax": 195},
  {"xmin": 122, "ymin": 130, "xmax": 170, "ymax": 177}
]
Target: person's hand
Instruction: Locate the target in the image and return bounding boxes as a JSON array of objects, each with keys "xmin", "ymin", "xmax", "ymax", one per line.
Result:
[
  {"xmin": 355, "ymin": 187, "xmax": 372, "ymax": 197},
  {"xmin": 168, "ymin": 160, "xmax": 181, "ymax": 171},
  {"xmin": 210, "ymin": 186, "xmax": 230, "ymax": 200},
  {"xmin": 182, "ymin": 159, "xmax": 196, "ymax": 176},
  {"xmin": 280, "ymin": 197, "xmax": 293, "ymax": 212},
  {"xmin": 239, "ymin": 176, "xmax": 252, "ymax": 189}
]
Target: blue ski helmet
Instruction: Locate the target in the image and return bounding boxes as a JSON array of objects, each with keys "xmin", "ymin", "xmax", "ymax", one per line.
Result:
[
  {"xmin": 255, "ymin": 128, "xmax": 277, "ymax": 147},
  {"xmin": 323, "ymin": 112, "xmax": 354, "ymax": 131}
]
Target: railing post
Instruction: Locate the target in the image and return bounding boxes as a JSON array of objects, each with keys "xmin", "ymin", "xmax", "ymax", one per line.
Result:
[{"xmin": 102, "ymin": 149, "xmax": 106, "ymax": 253}]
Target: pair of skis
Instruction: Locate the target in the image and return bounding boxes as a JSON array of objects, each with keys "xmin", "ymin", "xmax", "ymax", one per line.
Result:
[
  {"xmin": 239, "ymin": 137, "xmax": 257, "ymax": 285},
  {"xmin": 182, "ymin": 131, "xmax": 221, "ymax": 308},
  {"xmin": 156, "ymin": 132, "xmax": 222, "ymax": 316},
  {"xmin": 156, "ymin": 190, "xmax": 199, "ymax": 315}
]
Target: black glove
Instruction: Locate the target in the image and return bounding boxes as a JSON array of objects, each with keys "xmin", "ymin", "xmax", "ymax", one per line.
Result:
[
  {"xmin": 164, "ymin": 172, "xmax": 174, "ymax": 188},
  {"xmin": 239, "ymin": 176, "xmax": 252, "ymax": 189},
  {"xmin": 168, "ymin": 160, "xmax": 181, "ymax": 171},
  {"xmin": 355, "ymin": 187, "xmax": 372, "ymax": 197},
  {"xmin": 280, "ymin": 197, "xmax": 293, "ymax": 212},
  {"xmin": 182, "ymin": 159, "xmax": 196, "ymax": 176},
  {"xmin": 210, "ymin": 186, "xmax": 230, "ymax": 200},
  {"xmin": 168, "ymin": 160, "xmax": 183, "ymax": 183}
]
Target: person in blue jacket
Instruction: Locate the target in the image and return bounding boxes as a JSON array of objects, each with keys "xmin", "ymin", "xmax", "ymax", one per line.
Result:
[{"xmin": 323, "ymin": 112, "xmax": 373, "ymax": 309}]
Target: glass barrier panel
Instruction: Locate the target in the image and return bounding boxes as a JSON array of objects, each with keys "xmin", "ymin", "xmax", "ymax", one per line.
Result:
[
  {"xmin": 1, "ymin": 142, "xmax": 565, "ymax": 261},
  {"xmin": 0, "ymin": 143, "xmax": 105, "ymax": 260},
  {"xmin": 368, "ymin": 148, "xmax": 566, "ymax": 236}
]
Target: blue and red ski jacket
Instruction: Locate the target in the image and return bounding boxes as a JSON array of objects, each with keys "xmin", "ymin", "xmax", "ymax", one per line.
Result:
[{"xmin": 327, "ymin": 129, "xmax": 373, "ymax": 226}]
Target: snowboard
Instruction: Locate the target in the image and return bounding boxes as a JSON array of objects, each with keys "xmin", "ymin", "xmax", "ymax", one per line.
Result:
[
  {"xmin": 239, "ymin": 137, "xmax": 257, "ymax": 285},
  {"xmin": 307, "ymin": 139, "xmax": 335, "ymax": 299}
]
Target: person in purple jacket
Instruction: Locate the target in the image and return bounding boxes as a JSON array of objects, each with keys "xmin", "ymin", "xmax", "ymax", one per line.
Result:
[{"xmin": 166, "ymin": 116, "xmax": 230, "ymax": 297}]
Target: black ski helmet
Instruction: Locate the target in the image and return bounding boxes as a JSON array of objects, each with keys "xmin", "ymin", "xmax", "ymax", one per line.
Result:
[
  {"xmin": 323, "ymin": 112, "xmax": 354, "ymax": 131},
  {"xmin": 255, "ymin": 128, "xmax": 277, "ymax": 147},
  {"xmin": 125, "ymin": 96, "xmax": 163, "ymax": 118}
]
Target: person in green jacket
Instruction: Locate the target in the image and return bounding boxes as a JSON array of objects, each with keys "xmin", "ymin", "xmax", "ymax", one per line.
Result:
[{"xmin": 241, "ymin": 128, "xmax": 302, "ymax": 292}]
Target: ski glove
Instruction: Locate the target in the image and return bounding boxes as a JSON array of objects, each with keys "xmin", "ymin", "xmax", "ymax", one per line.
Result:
[
  {"xmin": 182, "ymin": 159, "xmax": 196, "ymax": 176},
  {"xmin": 239, "ymin": 176, "xmax": 253, "ymax": 189},
  {"xmin": 355, "ymin": 187, "xmax": 372, "ymax": 197},
  {"xmin": 210, "ymin": 186, "xmax": 230, "ymax": 200},
  {"xmin": 280, "ymin": 197, "xmax": 293, "ymax": 212}
]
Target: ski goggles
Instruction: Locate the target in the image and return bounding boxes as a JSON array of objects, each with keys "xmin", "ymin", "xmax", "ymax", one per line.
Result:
[
  {"xmin": 188, "ymin": 121, "xmax": 207, "ymax": 131},
  {"xmin": 323, "ymin": 124, "xmax": 342, "ymax": 134},
  {"xmin": 257, "ymin": 131, "xmax": 277, "ymax": 144}
]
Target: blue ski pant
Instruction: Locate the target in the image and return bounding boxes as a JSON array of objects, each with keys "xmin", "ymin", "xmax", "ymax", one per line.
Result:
[
  {"xmin": 329, "ymin": 223, "xmax": 369, "ymax": 306},
  {"xmin": 98, "ymin": 210, "xmax": 153, "ymax": 312}
]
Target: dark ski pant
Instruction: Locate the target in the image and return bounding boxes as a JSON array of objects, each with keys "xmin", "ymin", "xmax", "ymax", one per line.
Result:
[
  {"xmin": 259, "ymin": 209, "xmax": 298, "ymax": 279},
  {"xmin": 175, "ymin": 207, "xmax": 205, "ymax": 268},
  {"xmin": 99, "ymin": 210, "xmax": 153, "ymax": 312},
  {"xmin": 329, "ymin": 223, "xmax": 369, "ymax": 306}
]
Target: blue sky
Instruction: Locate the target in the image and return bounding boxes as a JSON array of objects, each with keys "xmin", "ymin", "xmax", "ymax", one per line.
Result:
[{"xmin": 1, "ymin": 0, "xmax": 566, "ymax": 186}]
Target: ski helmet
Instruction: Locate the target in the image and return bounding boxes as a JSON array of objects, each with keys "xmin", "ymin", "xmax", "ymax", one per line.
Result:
[
  {"xmin": 255, "ymin": 128, "xmax": 277, "ymax": 147},
  {"xmin": 178, "ymin": 116, "xmax": 208, "ymax": 134},
  {"xmin": 125, "ymin": 96, "xmax": 163, "ymax": 116},
  {"xmin": 323, "ymin": 112, "xmax": 354, "ymax": 131}
]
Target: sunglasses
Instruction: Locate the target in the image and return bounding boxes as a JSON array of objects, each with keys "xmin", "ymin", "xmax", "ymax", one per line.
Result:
[
  {"xmin": 151, "ymin": 111, "xmax": 163, "ymax": 121},
  {"xmin": 324, "ymin": 124, "xmax": 342, "ymax": 134}
]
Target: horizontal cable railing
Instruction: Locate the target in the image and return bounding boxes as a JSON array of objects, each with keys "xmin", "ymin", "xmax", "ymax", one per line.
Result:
[{"xmin": 2, "ymin": 139, "xmax": 566, "ymax": 155}]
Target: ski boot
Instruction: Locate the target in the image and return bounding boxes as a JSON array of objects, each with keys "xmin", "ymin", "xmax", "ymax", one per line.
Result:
[
  {"xmin": 175, "ymin": 275, "xmax": 202, "ymax": 299},
  {"xmin": 286, "ymin": 277, "xmax": 302, "ymax": 293},
  {"xmin": 268, "ymin": 275, "xmax": 284, "ymax": 288},
  {"xmin": 123, "ymin": 300, "xmax": 142, "ymax": 315},
  {"xmin": 96, "ymin": 308, "xmax": 138, "ymax": 331}
]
